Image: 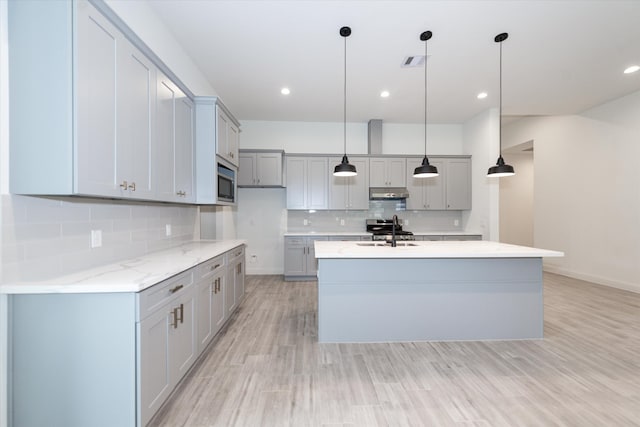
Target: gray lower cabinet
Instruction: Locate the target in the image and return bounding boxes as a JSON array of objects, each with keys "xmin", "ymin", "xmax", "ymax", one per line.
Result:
[
  {"xmin": 284, "ymin": 236, "xmax": 328, "ymax": 280},
  {"xmin": 9, "ymin": 246, "xmax": 245, "ymax": 427}
]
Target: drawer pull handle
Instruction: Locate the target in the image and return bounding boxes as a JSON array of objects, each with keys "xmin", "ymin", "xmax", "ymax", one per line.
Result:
[
  {"xmin": 169, "ymin": 284, "xmax": 184, "ymax": 294},
  {"xmin": 170, "ymin": 308, "xmax": 178, "ymax": 329},
  {"xmin": 210, "ymin": 264, "xmax": 221, "ymax": 271},
  {"xmin": 128, "ymin": 182, "xmax": 136, "ymax": 191},
  {"xmin": 119, "ymin": 180, "xmax": 128, "ymax": 189},
  {"xmin": 178, "ymin": 303, "xmax": 184, "ymax": 324}
]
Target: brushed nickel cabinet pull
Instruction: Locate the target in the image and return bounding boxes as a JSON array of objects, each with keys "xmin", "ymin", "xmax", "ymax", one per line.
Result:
[
  {"xmin": 237, "ymin": 263, "xmax": 242, "ymax": 274},
  {"xmin": 169, "ymin": 284, "xmax": 184, "ymax": 294},
  {"xmin": 119, "ymin": 180, "xmax": 128, "ymax": 189},
  {"xmin": 171, "ymin": 308, "xmax": 178, "ymax": 329},
  {"xmin": 210, "ymin": 264, "xmax": 221, "ymax": 271},
  {"xmin": 128, "ymin": 182, "xmax": 136, "ymax": 191},
  {"xmin": 178, "ymin": 303, "xmax": 184, "ymax": 324}
]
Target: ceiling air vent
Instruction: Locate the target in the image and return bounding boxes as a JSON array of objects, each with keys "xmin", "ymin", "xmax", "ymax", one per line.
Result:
[{"xmin": 401, "ymin": 55, "xmax": 427, "ymax": 68}]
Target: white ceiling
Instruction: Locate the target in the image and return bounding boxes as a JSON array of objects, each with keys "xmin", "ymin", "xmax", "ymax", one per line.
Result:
[{"xmin": 147, "ymin": 0, "xmax": 640, "ymax": 124}]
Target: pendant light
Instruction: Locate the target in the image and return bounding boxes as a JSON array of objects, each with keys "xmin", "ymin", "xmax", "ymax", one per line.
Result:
[
  {"xmin": 413, "ymin": 30, "xmax": 439, "ymax": 178},
  {"xmin": 334, "ymin": 26, "xmax": 357, "ymax": 177},
  {"xmin": 487, "ymin": 32, "xmax": 515, "ymax": 178}
]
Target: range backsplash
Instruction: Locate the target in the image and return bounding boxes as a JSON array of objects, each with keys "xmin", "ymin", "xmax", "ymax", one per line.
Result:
[{"xmin": 287, "ymin": 200, "xmax": 463, "ymax": 233}]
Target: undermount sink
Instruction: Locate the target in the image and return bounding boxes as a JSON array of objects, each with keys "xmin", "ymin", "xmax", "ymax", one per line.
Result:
[{"xmin": 356, "ymin": 242, "xmax": 418, "ymax": 247}]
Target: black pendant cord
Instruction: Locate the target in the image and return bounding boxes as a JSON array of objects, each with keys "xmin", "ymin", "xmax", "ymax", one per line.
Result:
[
  {"xmin": 343, "ymin": 34, "xmax": 347, "ymax": 157},
  {"xmin": 424, "ymin": 32, "xmax": 428, "ymax": 157},
  {"xmin": 498, "ymin": 37, "xmax": 503, "ymax": 158}
]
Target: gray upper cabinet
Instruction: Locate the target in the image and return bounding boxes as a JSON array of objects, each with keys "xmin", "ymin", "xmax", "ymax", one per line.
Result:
[
  {"xmin": 238, "ymin": 150, "xmax": 283, "ymax": 187},
  {"xmin": 406, "ymin": 157, "xmax": 471, "ymax": 210},
  {"xmin": 156, "ymin": 74, "xmax": 194, "ymax": 202},
  {"xmin": 9, "ymin": 0, "xmax": 194, "ymax": 203},
  {"xmin": 286, "ymin": 156, "xmax": 328, "ymax": 210},
  {"xmin": 370, "ymin": 157, "xmax": 406, "ymax": 187},
  {"xmin": 329, "ymin": 157, "xmax": 370, "ymax": 210},
  {"xmin": 216, "ymin": 107, "xmax": 240, "ymax": 166}
]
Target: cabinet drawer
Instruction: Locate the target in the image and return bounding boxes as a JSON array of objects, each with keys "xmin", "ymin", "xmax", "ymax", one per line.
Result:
[
  {"xmin": 197, "ymin": 255, "xmax": 225, "ymax": 279},
  {"xmin": 227, "ymin": 246, "xmax": 245, "ymax": 263},
  {"xmin": 137, "ymin": 270, "xmax": 194, "ymax": 321},
  {"xmin": 285, "ymin": 237, "xmax": 305, "ymax": 246}
]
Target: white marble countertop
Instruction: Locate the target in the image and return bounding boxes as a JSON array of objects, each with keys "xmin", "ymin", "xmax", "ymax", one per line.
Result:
[
  {"xmin": 284, "ymin": 231, "xmax": 482, "ymax": 237},
  {"xmin": 314, "ymin": 240, "xmax": 564, "ymax": 259},
  {"xmin": 0, "ymin": 240, "xmax": 246, "ymax": 295}
]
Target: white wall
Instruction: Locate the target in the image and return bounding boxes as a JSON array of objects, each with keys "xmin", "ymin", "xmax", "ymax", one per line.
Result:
[
  {"xmin": 503, "ymin": 90, "xmax": 640, "ymax": 292},
  {"xmin": 1, "ymin": 1, "xmax": 9, "ymax": 424},
  {"xmin": 461, "ymin": 108, "xmax": 500, "ymax": 241},
  {"xmin": 499, "ymin": 152, "xmax": 534, "ymax": 246}
]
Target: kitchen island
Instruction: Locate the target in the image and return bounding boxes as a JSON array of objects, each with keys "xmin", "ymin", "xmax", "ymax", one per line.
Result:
[{"xmin": 314, "ymin": 240, "xmax": 563, "ymax": 342}]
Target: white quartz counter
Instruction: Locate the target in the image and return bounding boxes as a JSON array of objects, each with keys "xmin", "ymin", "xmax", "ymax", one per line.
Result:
[
  {"xmin": 0, "ymin": 240, "xmax": 246, "ymax": 294},
  {"xmin": 284, "ymin": 231, "xmax": 482, "ymax": 237},
  {"xmin": 314, "ymin": 240, "xmax": 564, "ymax": 259}
]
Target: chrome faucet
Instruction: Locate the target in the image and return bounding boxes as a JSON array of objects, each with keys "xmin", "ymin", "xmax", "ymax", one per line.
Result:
[{"xmin": 391, "ymin": 215, "xmax": 399, "ymax": 247}]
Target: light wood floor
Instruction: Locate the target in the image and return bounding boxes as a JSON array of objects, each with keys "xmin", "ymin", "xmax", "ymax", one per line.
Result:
[{"xmin": 151, "ymin": 273, "xmax": 640, "ymax": 426}]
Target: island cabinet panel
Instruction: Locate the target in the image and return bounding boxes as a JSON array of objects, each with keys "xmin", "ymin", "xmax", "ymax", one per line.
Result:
[
  {"xmin": 317, "ymin": 257, "xmax": 543, "ymax": 342},
  {"xmin": 329, "ymin": 157, "xmax": 370, "ymax": 209},
  {"xmin": 369, "ymin": 157, "xmax": 406, "ymax": 187},
  {"xmin": 285, "ymin": 156, "xmax": 328, "ymax": 209},
  {"xmin": 284, "ymin": 236, "xmax": 328, "ymax": 280}
]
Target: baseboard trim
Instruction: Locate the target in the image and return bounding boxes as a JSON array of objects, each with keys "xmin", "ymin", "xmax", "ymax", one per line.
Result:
[{"xmin": 544, "ymin": 266, "xmax": 640, "ymax": 294}]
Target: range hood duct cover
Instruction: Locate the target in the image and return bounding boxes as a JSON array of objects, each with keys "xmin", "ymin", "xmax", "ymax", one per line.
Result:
[
  {"xmin": 369, "ymin": 187, "xmax": 410, "ymax": 200},
  {"xmin": 368, "ymin": 119, "xmax": 383, "ymax": 155}
]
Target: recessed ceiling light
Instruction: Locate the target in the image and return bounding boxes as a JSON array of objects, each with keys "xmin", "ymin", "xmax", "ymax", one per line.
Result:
[
  {"xmin": 623, "ymin": 65, "xmax": 639, "ymax": 74},
  {"xmin": 280, "ymin": 87, "xmax": 291, "ymax": 95},
  {"xmin": 477, "ymin": 92, "xmax": 488, "ymax": 99},
  {"xmin": 380, "ymin": 90, "xmax": 390, "ymax": 98}
]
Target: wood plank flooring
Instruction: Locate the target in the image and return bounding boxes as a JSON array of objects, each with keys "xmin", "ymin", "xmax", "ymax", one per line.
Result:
[{"xmin": 150, "ymin": 273, "xmax": 640, "ymax": 426}]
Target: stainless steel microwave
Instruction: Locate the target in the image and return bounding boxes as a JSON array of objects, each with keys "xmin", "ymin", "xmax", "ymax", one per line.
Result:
[{"xmin": 217, "ymin": 162, "xmax": 236, "ymax": 203}]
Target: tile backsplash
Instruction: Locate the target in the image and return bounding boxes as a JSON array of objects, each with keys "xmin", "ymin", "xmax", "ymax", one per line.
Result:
[
  {"xmin": 287, "ymin": 200, "xmax": 463, "ymax": 233},
  {"xmin": 1, "ymin": 195, "xmax": 198, "ymax": 283}
]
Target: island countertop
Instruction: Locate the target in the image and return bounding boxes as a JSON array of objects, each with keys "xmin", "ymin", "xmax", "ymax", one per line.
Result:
[
  {"xmin": 0, "ymin": 240, "xmax": 246, "ymax": 295},
  {"xmin": 314, "ymin": 240, "xmax": 564, "ymax": 259}
]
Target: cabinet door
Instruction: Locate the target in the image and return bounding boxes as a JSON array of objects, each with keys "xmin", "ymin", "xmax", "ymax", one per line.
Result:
[
  {"xmin": 425, "ymin": 159, "xmax": 446, "ymax": 210},
  {"xmin": 328, "ymin": 157, "xmax": 348, "ymax": 209},
  {"xmin": 212, "ymin": 273, "xmax": 227, "ymax": 333},
  {"xmin": 369, "ymin": 158, "xmax": 388, "ymax": 187},
  {"xmin": 216, "ymin": 108, "xmax": 229, "ymax": 162},
  {"xmin": 406, "ymin": 158, "xmax": 426, "ymax": 210},
  {"xmin": 155, "ymin": 75, "xmax": 177, "ymax": 201},
  {"xmin": 286, "ymin": 157, "xmax": 307, "ymax": 209},
  {"xmin": 228, "ymin": 122, "xmax": 239, "ymax": 165},
  {"xmin": 446, "ymin": 158, "xmax": 471, "ymax": 210},
  {"xmin": 117, "ymin": 40, "xmax": 155, "ymax": 199},
  {"xmin": 238, "ymin": 153, "xmax": 256, "ymax": 186},
  {"xmin": 138, "ymin": 306, "xmax": 171, "ymax": 427},
  {"xmin": 76, "ymin": 3, "xmax": 119, "ymax": 197},
  {"xmin": 225, "ymin": 264, "xmax": 237, "ymax": 317},
  {"xmin": 234, "ymin": 258, "xmax": 245, "ymax": 304},
  {"xmin": 256, "ymin": 152, "xmax": 282, "ymax": 186},
  {"xmin": 307, "ymin": 158, "xmax": 328, "ymax": 209},
  {"xmin": 305, "ymin": 237, "xmax": 328, "ymax": 277},
  {"xmin": 388, "ymin": 158, "xmax": 407, "ymax": 187},
  {"xmin": 175, "ymin": 96, "xmax": 194, "ymax": 201},
  {"xmin": 169, "ymin": 287, "xmax": 197, "ymax": 385},
  {"xmin": 284, "ymin": 237, "xmax": 306, "ymax": 276},
  {"xmin": 347, "ymin": 157, "xmax": 370, "ymax": 209},
  {"xmin": 196, "ymin": 279, "xmax": 214, "ymax": 353}
]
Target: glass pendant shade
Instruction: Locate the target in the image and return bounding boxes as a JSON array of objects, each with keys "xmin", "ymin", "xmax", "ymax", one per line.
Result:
[
  {"xmin": 487, "ymin": 155, "xmax": 515, "ymax": 177},
  {"xmin": 334, "ymin": 155, "xmax": 357, "ymax": 176},
  {"xmin": 413, "ymin": 156, "xmax": 438, "ymax": 178}
]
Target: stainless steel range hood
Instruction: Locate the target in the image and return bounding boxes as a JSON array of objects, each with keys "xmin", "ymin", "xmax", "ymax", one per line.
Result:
[{"xmin": 369, "ymin": 187, "xmax": 410, "ymax": 200}]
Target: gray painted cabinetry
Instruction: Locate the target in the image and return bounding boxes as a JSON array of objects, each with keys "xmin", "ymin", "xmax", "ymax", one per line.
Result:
[
  {"xmin": 284, "ymin": 236, "xmax": 328, "ymax": 280},
  {"xmin": 328, "ymin": 157, "xmax": 370, "ymax": 209},
  {"xmin": 216, "ymin": 107, "xmax": 240, "ymax": 166},
  {"xmin": 10, "ymin": 245, "xmax": 246, "ymax": 427},
  {"xmin": 406, "ymin": 157, "xmax": 471, "ymax": 210},
  {"xmin": 9, "ymin": 0, "xmax": 194, "ymax": 203},
  {"xmin": 238, "ymin": 151, "xmax": 284, "ymax": 187},
  {"xmin": 285, "ymin": 157, "xmax": 329, "ymax": 209},
  {"xmin": 369, "ymin": 157, "xmax": 407, "ymax": 187}
]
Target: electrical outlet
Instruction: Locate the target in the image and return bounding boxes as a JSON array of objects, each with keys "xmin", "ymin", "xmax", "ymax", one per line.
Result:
[
  {"xmin": 250, "ymin": 255, "xmax": 257, "ymax": 263},
  {"xmin": 165, "ymin": 224, "xmax": 172, "ymax": 236},
  {"xmin": 303, "ymin": 219, "xmax": 308, "ymax": 226},
  {"xmin": 340, "ymin": 219, "xmax": 345, "ymax": 226},
  {"xmin": 90, "ymin": 230, "xmax": 102, "ymax": 248},
  {"xmin": 454, "ymin": 219, "xmax": 460, "ymax": 227},
  {"xmin": 404, "ymin": 219, "xmax": 409, "ymax": 226}
]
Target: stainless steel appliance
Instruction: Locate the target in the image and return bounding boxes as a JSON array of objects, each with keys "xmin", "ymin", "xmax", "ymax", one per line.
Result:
[
  {"xmin": 217, "ymin": 162, "xmax": 236, "ymax": 203},
  {"xmin": 366, "ymin": 218, "xmax": 415, "ymax": 242}
]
